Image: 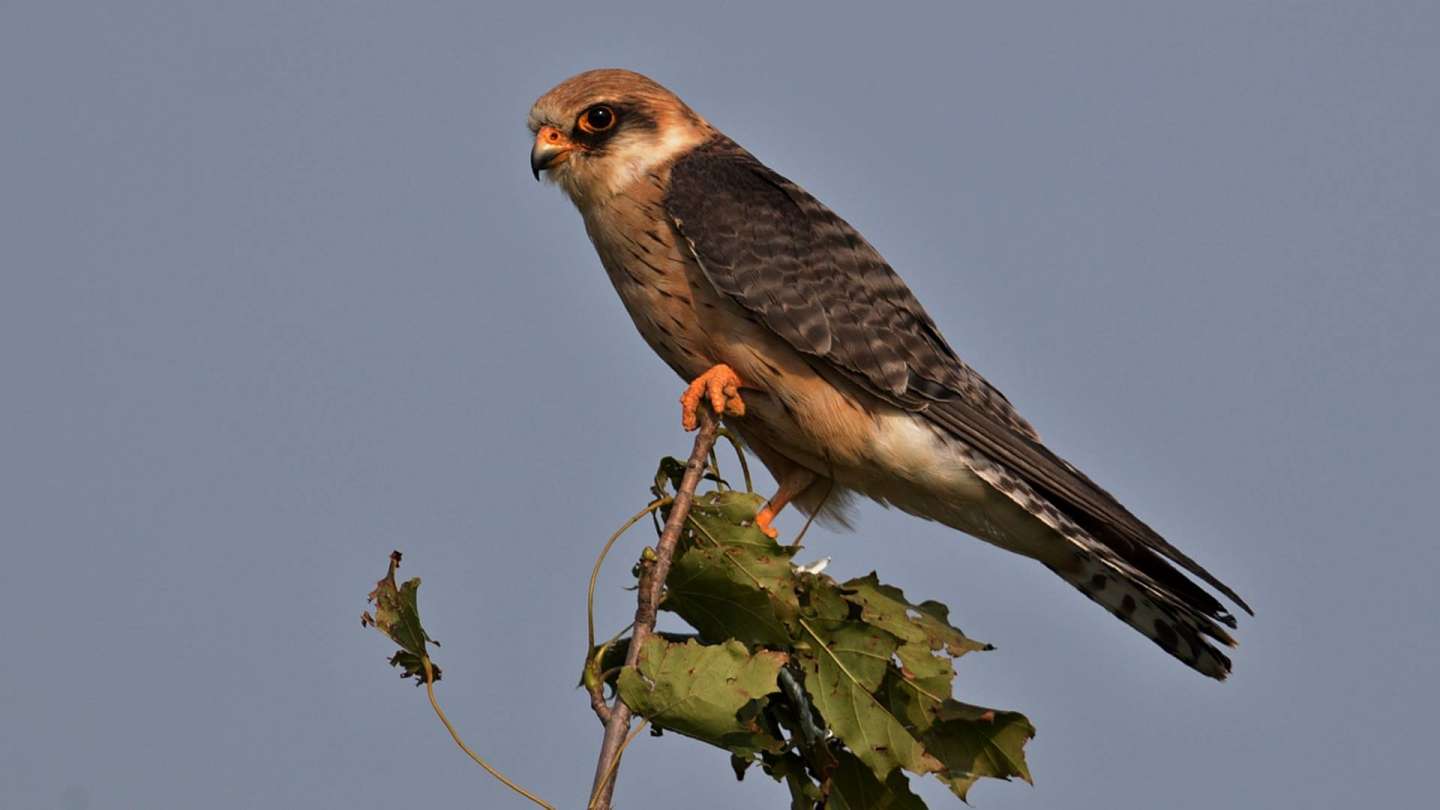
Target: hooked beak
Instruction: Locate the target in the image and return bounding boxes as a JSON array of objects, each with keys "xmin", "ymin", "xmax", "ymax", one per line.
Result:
[{"xmin": 530, "ymin": 125, "xmax": 573, "ymax": 180}]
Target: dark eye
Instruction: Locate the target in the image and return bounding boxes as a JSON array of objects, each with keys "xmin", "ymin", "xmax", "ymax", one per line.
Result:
[{"xmin": 578, "ymin": 105, "xmax": 616, "ymax": 134}]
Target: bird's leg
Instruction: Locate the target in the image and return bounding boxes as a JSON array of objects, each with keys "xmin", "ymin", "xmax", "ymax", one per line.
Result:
[
  {"xmin": 680, "ymin": 363, "xmax": 746, "ymax": 431},
  {"xmin": 755, "ymin": 466, "xmax": 817, "ymax": 539}
]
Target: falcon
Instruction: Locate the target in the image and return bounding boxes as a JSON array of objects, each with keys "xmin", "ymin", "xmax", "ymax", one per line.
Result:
[{"xmin": 528, "ymin": 69, "xmax": 1250, "ymax": 679}]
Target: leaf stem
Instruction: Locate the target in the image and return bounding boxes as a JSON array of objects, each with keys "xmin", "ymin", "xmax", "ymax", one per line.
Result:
[
  {"xmin": 421, "ymin": 656, "xmax": 555, "ymax": 809},
  {"xmin": 587, "ymin": 497, "xmax": 672, "ymax": 653},
  {"xmin": 716, "ymin": 428, "xmax": 754, "ymax": 493},
  {"xmin": 708, "ymin": 448, "xmax": 725, "ymax": 490}
]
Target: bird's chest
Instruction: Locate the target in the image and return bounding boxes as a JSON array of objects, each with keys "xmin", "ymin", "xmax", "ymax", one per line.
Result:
[
  {"xmin": 581, "ymin": 198, "xmax": 721, "ymax": 378},
  {"xmin": 577, "ymin": 187, "xmax": 885, "ymax": 475}
]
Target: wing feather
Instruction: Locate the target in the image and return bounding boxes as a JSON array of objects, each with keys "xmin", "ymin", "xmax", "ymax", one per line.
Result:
[{"xmin": 664, "ymin": 137, "xmax": 1251, "ymax": 616}]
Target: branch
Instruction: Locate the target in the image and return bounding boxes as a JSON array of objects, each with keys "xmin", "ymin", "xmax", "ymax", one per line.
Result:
[{"xmin": 587, "ymin": 407, "xmax": 721, "ymax": 809}]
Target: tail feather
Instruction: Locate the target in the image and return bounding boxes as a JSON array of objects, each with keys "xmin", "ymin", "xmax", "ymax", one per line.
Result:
[
  {"xmin": 1067, "ymin": 510, "xmax": 1240, "ymax": 629},
  {"xmin": 1050, "ymin": 552, "xmax": 1235, "ymax": 680},
  {"xmin": 956, "ymin": 444, "xmax": 1243, "ymax": 679}
]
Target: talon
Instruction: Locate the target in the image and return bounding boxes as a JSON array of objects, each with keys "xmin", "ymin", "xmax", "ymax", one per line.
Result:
[
  {"xmin": 755, "ymin": 507, "xmax": 779, "ymax": 539},
  {"xmin": 753, "ymin": 466, "xmax": 817, "ymax": 541},
  {"xmin": 680, "ymin": 364, "xmax": 746, "ymax": 430}
]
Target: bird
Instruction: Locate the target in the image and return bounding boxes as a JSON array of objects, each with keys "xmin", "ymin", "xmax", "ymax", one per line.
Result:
[{"xmin": 527, "ymin": 68, "xmax": 1250, "ymax": 679}]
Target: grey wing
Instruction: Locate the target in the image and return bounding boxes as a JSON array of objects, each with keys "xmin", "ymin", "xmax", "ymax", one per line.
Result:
[
  {"xmin": 664, "ymin": 137, "xmax": 1251, "ymax": 618},
  {"xmin": 663, "ymin": 137, "xmax": 1035, "ymax": 435}
]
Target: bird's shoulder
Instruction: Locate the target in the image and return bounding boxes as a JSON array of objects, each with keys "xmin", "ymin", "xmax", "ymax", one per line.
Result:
[{"xmin": 664, "ymin": 136, "xmax": 1040, "ymax": 442}]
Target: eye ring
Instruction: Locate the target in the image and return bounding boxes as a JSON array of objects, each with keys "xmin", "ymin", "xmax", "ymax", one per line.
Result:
[{"xmin": 577, "ymin": 105, "xmax": 616, "ymax": 134}]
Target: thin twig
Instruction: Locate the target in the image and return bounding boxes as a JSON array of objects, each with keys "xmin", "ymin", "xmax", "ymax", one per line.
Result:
[
  {"xmin": 586, "ymin": 718, "xmax": 651, "ymax": 810},
  {"xmin": 584, "ymin": 498, "xmax": 669, "ymax": 727},
  {"xmin": 708, "ymin": 448, "xmax": 725, "ymax": 490},
  {"xmin": 791, "ymin": 477, "xmax": 835, "ymax": 547},
  {"xmin": 587, "ymin": 407, "xmax": 721, "ymax": 810},
  {"xmin": 587, "ymin": 498, "xmax": 672, "ymax": 652},
  {"xmin": 421, "ymin": 656, "xmax": 555, "ymax": 810},
  {"xmin": 716, "ymin": 428, "xmax": 754, "ymax": 493}
]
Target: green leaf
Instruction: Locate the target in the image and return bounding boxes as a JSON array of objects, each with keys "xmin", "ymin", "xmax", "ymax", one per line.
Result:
[
  {"xmin": 616, "ymin": 637, "xmax": 788, "ymax": 758},
  {"xmin": 620, "ymin": 457, "xmax": 1038, "ymax": 805},
  {"xmin": 826, "ymin": 748, "xmax": 929, "ymax": 810},
  {"xmin": 579, "ymin": 632, "xmax": 700, "ymax": 690},
  {"xmin": 797, "ymin": 569, "xmax": 853, "ymax": 623},
  {"xmin": 686, "ymin": 490, "xmax": 772, "ymax": 538},
  {"xmin": 842, "ymin": 573, "xmax": 990, "ymax": 660},
  {"xmin": 663, "ymin": 491, "xmax": 801, "ymax": 646},
  {"xmin": 921, "ymin": 700, "xmax": 1035, "ymax": 801},
  {"xmin": 842, "ymin": 573, "xmax": 992, "ymax": 731},
  {"xmin": 361, "ymin": 551, "xmax": 441, "ymax": 684},
  {"xmin": 796, "ymin": 618, "xmax": 942, "ymax": 781},
  {"xmin": 760, "ymin": 752, "xmax": 823, "ymax": 810},
  {"xmin": 877, "ymin": 660, "xmax": 951, "ymax": 737}
]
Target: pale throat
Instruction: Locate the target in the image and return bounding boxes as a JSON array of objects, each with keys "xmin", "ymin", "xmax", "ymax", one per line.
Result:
[{"xmin": 590, "ymin": 123, "xmax": 707, "ymax": 199}]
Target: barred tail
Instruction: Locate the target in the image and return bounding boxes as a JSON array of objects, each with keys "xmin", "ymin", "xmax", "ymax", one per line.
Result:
[{"xmin": 1052, "ymin": 551, "xmax": 1236, "ymax": 680}]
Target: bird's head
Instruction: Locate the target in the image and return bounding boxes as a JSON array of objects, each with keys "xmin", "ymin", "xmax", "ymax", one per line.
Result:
[{"xmin": 527, "ymin": 69, "xmax": 713, "ymax": 207}]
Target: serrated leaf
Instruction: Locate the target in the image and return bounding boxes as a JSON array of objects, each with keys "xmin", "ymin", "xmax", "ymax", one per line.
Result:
[
  {"xmin": 796, "ymin": 619, "xmax": 941, "ymax": 781},
  {"xmin": 922, "ymin": 700, "xmax": 1035, "ymax": 801},
  {"xmin": 626, "ymin": 458, "xmax": 1038, "ymax": 805},
  {"xmin": 878, "ymin": 659, "xmax": 952, "ymax": 735},
  {"xmin": 842, "ymin": 573, "xmax": 992, "ymax": 732},
  {"xmin": 843, "ymin": 573, "xmax": 990, "ymax": 659},
  {"xmin": 361, "ymin": 551, "xmax": 441, "ymax": 684},
  {"xmin": 663, "ymin": 491, "xmax": 801, "ymax": 646},
  {"xmin": 617, "ymin": 637, "xmax": 788, "ymax": 758},
  {"xmin": 826, "ymin": 748, "xmax": 929, "ymax": 810}
]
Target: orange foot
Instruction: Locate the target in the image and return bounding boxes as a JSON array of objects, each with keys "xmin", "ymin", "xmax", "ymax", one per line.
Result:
[
  {"xmin": 680, "ymin": 363, "xmax": 746, "ymax": 431},
  {"xmin": 754, "ymin": 466, "xmax": 817, "ymax": 539},
  {"xmin": 754, "ymin": 505, "xmax": 781, "ymax": 539}
]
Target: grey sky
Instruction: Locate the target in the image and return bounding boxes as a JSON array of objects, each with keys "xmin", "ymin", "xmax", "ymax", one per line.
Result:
[{"xmin": 3, "ymin": 2, "xmax": 1437, "ymax": 808}]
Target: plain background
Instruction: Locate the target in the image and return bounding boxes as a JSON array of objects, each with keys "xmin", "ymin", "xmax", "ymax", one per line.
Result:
[{"xmin": 3, "ymin": 2, "xmax": 1437, "ymax": 808}]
